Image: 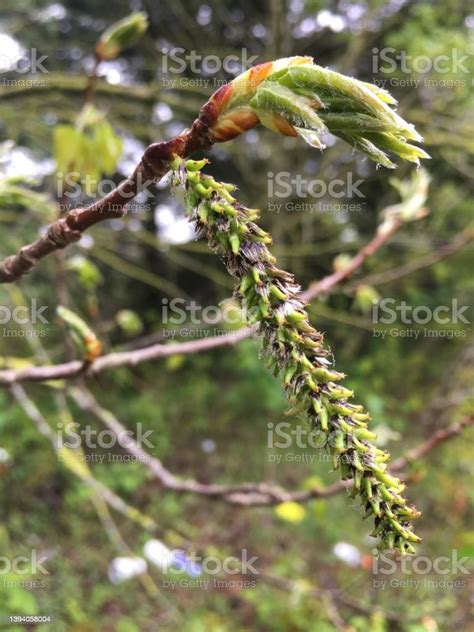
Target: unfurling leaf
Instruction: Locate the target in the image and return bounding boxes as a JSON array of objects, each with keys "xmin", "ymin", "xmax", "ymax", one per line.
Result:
[{"xmin": 205, "ymin": 56, "xmax": 429, "ymax": 168}]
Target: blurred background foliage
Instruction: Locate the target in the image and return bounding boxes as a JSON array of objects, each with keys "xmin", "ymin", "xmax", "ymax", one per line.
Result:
[{"xmin": 0, "ymin": 0, "xmax": 473, "ymax": 630}]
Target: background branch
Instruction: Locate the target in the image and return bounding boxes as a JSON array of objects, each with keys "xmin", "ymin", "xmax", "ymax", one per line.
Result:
[{"xmin": 70, "ymin": 386, "xmax": 473, "ymax": 507}]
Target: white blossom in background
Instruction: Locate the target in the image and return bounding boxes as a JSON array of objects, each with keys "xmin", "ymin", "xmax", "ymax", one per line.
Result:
[
  {"xmin": 333, "ymin": 542, "xmax": 361, "ymax": 567},
  {"xmin": 154, "ymin": 204, "xmax": 194, "ymax": 245},
  {"xmin": 143, "ymin": 539, "xmax": 174, "ymax": 573},
  {"xmin": 144, "ymin": 539, "xmax": 202, "ymax": 577},
  {"xmin": 108, "ymin": 556, "xmax": 147, "ymax": 584},
  {"xmin": 0, "ymin": 447, "xmax": 11, "ymax": 464},
  {"xmin": 200, "ymin": 439, "xmax": 216, "ymax": 454}
]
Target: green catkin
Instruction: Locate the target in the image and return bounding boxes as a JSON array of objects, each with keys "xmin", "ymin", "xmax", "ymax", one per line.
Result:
[{"xmin": 172, "ymin": 156, "xmax": 421, "ymax": 553}]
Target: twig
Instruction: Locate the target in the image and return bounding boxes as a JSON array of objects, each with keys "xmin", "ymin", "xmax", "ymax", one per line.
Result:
[
  {"xmin": 0, "ymin": 104, "xmax": 213, "ymax": 283},
  {"xmin": 70, "ymin": 386, "xmax": 473, "ymax": 507},
  {"xmin": 301, "ymin": 217, "xmax": 405, "ymax": 301},
  {"xmin": 345, "ymin": 226, "xmax": 473, "ymax": 291},
  {"xmin": 9, "ymin": 383, "xmax": 158, "ymax": 531},
  {"xmin": 390, "ymin": 416, "xmax": 474, "ymax": 471}
]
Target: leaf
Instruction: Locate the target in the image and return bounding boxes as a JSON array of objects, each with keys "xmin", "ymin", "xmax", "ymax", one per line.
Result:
[
  {"xmin": 53, "ymin": 125, "xmax": 83, "ymax": 174},
  {"xmin": 66, "ymin": 255, "xmax": 103, "ymax": 290},
  {"xmin": 249, "ymin": 82, "xmax": 327, "ymax": 133},
  {"xmin": 56, "ymin": 306, "xmax": 102, "ymax": 362},
  {"xmin": 211, "ymin": 56, "xmax": 429, "ymax": 167},
  {"xmin": 92, "ymin": 121, "xmax": 123, "ymax": 175}
]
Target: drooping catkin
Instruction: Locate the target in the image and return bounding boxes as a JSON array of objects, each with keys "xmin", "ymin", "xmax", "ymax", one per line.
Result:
[{"xmin": 171, "ymin": 157, "xmax": 421, "ymax": 553}]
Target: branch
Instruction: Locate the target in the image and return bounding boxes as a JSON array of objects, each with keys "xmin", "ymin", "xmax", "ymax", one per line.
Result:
[
  {"xmin": 345, "ymin": 225, "xmax": 473, "ymax": 291},
  {"xmin": 0, "ymin": 216, "xmax": 405, "ymax": 385},
  {"xmin": 9, "ymin": 383, "xmax": 158, "ymax": 531},
  {"xmin": 301, "ymin": 216, "xmax": 404, "ymax": 301},
  {"xmin": 0, "ymin": 128, "xmax": 209, "ymax": 283},
  {"xmin": 390, "ymin": 416, "xmax": 474, "ymax": 471},
  {"xmin": 70, "ymin": 386, "xmax": 472, "ymax": 507}
]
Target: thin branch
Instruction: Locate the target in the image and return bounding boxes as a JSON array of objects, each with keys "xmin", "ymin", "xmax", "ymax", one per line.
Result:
[
  {"xmin": 10, "ymin": 383, "xmax": 158, "ymax": 531},
  {"xmin": 345, "ymin": 225, "xmax": 473, "ymax": 291},
  {"xmin": 390, "ymin": 416, "xmax": 474, "ymax": 471},
  {"xmin": 0, "ymin": 106, "xmax": 214, "ymax": 283},
  {"xmin": 70, "ymin": 386, "xmax": 473, "ymax": 507},
  {"xmin": 301, "ymin": 217, "xmax": 405, "ymax": 301},
  {"xmin": 0, "ymin": 327, "xmax": 255, "ymax": 385}
]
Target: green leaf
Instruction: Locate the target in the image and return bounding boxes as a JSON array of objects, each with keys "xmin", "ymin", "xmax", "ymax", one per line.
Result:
[
  {"xmin": 53, "ymin": 125, "xmax": 83, "ymax": 174},
  {"xmin": 92, "ymin": 121, "xmax": 123, "ymax": 175},
  {"xmin": 249, "ymin": 82, "xmax": 327, "ymax": 133}
]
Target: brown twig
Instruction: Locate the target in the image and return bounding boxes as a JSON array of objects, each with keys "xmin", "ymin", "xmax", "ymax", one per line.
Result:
[
  {"xmin": 390, "ymin": 416, "xmax": 474, "ymax": 470},
  {"xmin": 301, "ymin": 217, "xmax": 405, "ymax": 301},
  {"xmin": 345, "ymin": 225, "xmax": 474, "ymax": 291},
  {"xmin": 70, "ymin": 386, "xmax": 473, "ymax": 507},
  {"xmin": 0, "ymin": 101, "xmax": 215, "ymax": 283}
]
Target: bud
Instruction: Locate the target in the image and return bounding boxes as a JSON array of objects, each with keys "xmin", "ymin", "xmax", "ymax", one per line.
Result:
[
  {"xmin": 57, "ymin": 306, "xmax": 102, "ymax": 362},
  {"xmin": 206, "ymin": 56, "xmax": 429, "ymax": 169},
  {"xmin": 96, "ymin": 12, "xmax": 148, "ymax": 61}
]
